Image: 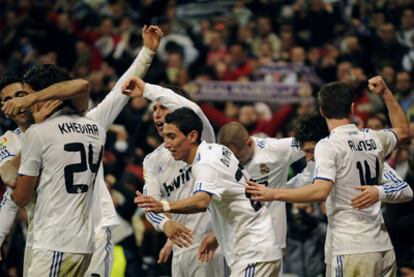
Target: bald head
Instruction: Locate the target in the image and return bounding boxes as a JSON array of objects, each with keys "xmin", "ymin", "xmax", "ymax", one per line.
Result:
[
  {"xmin": 218, "ymin": 122, "xmax": 254, "ymax": 165},
  {"xmin": 218, "ymin": 122, "xmax": 249, "ymax": 148}
]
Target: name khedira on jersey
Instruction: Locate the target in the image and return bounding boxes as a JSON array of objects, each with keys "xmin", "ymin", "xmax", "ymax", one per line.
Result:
[{"xmin": 58, "ymin": 122, "xmax": 99, "ymax": 136}]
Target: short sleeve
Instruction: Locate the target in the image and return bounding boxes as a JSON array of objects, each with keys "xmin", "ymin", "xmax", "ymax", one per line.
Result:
[
  {"xmin": 267, "ymin": 137, "xmax": 305, "ymax": 164},
  {"xmin": 374, "ymin": 129, "xmax": 398, "ymax": 157},
  {"xmin": 313, "ymin": 140, "xmax": 336, "ymax": 183},
  {"xmin": 192, "ymin": 163, "xmax": 224, "ymax": 201},
  {"xmin": 18, "ymin": 127, "xmax": 43, "ymax": 176}
]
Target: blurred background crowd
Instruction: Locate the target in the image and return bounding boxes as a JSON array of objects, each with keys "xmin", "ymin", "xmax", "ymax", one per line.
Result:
[{"xmin": 0, "ymin": 0, "xmax": 414, "ymax": 276}]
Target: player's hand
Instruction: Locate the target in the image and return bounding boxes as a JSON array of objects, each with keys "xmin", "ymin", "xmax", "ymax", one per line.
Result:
[
  {"xmin": 163, "ymin": 220, "xmax": 193, "ymax": 248},
  {"xmin": 32, "ymin": 100, "xmax": 62, "ymax": 123},
  {"xmin": 134, "ymin": 191, "xmax": 164, "ymax": 213},
  {"xmin": 1, "ymin": 94, "xmax": 34, "ymax": 117},
  {"xmin": 368, "ymin": 76, "xmax": 391, "ymax": 97},
  {"xmin": 142, "ymin": 25, "xmax": 163, "ymax": 52},
  {"xmin": 198, "ymin": 232, "xmax": 218, "ymax": 262},
  {"xmin": 351, "ymin": 186, "xmax": 380, "ymax": 209},
  {"xmin": 245, "ymin": 180, "xmax": 277, "ymax": 201},
  {"xmin": 158, "ymin": 239, "xmax": 173, "ymax": 263},
  {"xmin": 121, "ymin": 77, "xmax": 146, "ymax": 98}
]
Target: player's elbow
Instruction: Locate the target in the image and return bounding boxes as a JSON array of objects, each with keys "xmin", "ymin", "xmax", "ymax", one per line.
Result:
[
  {"xmin": 195, "ymin": 193, "xmax": 211, "ymax": 211},
  {"xmin": 12, "ymin": 194, "xmax": 28, "ymax": 208},
  {"xmin": 78, "ymin": 79, "xmax": 91, "ymax": 95}
]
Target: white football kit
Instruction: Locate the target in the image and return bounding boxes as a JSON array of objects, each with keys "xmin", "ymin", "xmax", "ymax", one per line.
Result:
[
  {"xmin": 192, "ymin": 142, "xmax": 282, "ymax": 276},
  {"xmin": 19, "ymin": 111, "xmax": 106, "ymax": 276},
  {"xmin": 244, "ymin": 137, "xmax": 304, "ymax": 249},
  {"xmin": 0, "ymin": 45, "xmax": 155, "ymax": 277},
  {"xmin": 313, "ymin": 125, "xmax": 399, "ymax": 277},
  {"xmin": 142, "ymin": 84, "xmax": 225, "ymax": 277}
]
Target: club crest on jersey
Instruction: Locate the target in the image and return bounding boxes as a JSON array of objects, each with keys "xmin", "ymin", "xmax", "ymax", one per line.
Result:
[
  {"xmin": 163, "ymin": 166, "xmax": 192, "ymax": 196},
  {"xmin": 259, "ymin": 164, "xmax": 270, "ymax": 174},
  {"xmin": 0, "ymin": 137, "xmax": 8, "ymax": 148}
]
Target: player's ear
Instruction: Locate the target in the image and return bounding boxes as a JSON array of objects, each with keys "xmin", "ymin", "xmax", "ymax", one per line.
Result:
[
  {"xmin": 246, "ymin": 137, "xmax": 253, "ymax": 148},
  {"xmin": 187, "ymin": 130, "xmax": 199, "ymax": 144},
  {"xmin": 319, "ymin": 107, "xmax": 325, "ymax": 117}
]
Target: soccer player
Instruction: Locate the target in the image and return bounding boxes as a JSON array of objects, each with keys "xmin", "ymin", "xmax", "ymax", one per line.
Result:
[
  {"xmin": 289, "ymin": 113, "xmax": 413, "ymax": 276},
  {"xmin": 217, "ymin": 121, "xmax": 305, "ymax": 268},
  {"xmin": 136, "ymin": 107, "xmax": 282, "ymax": 277},
  {"xmin": 121, "ymin": 76, "xmax": 226, "ymax": 277},
  {"xmin": 246, "ymin": 76, "xmax": 411, "ymax": 277},
  {"xmin": 0, "ymin": 25, "xmax": 163, "ymax": 276},
  {"xmin": 12, "ymin": 77, "xmax": 106, "ymax": 275}
]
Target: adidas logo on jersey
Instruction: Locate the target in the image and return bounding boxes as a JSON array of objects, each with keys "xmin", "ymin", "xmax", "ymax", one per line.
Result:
[{"xmin": 163, "ymin": 167, "xmax": 192, "ymax": 196}]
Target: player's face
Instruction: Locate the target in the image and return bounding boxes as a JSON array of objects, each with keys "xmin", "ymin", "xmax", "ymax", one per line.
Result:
[
  {"xmin": 153, "ymin": 102, "xmax": 172, "ymax": 136},
  {"xmin": 0, "ymin": 82, "xmax": 34, "ymax": 127},
  {"xmin": 302, "ymin": 141, "xmax": 316, "ymax": 161},
  {"xmin": 163, "ymin": 123, "xmax": 192, "ymax": 162}
]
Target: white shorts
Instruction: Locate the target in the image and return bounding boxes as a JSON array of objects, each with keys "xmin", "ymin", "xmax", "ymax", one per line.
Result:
[
  {"xmin": 28, "ymin": 249, "xmax": 92, "ymax": 277},
  {"xmin": 85, "ymin": 227, "xmax": 114, "ymax": 277},
  {"xmin": 230, "ymin": 260, "xmax": 281, "ymax": 277},
  {"xmin": 327, "ymin": 250, "xmax": 396, "ymax": 277},
  {"xmin": 23, "ymin": 245, "xmax": 33, "ymax": 277},
  {"xmin": 172, "ymin": 247, "xmax": 227, "ymax": 277}
]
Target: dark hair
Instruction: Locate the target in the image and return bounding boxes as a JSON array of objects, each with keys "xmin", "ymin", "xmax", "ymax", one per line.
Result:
[
  {"xmin": 294, "ymin": 113, "xmax": 330, "ymax": 146},
  {"xmin": 165, "ymin": 107, "xmax": 203, "ymax": 144},
  {"xmin": 0, "ymin": 76, "xmax": 24, "ymax": 92},
  {"xmin": 24, "ymin": 64, "xmax": 72, "ymax": 91},
  {"xmin": 318, "ymin": 81, "xmax": 354, "ymax": 119}
]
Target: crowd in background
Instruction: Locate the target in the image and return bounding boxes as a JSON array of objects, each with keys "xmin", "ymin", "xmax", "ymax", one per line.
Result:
[{"xmin": 0, "ymin": 0, "xmax": 414, "ymax": 276}]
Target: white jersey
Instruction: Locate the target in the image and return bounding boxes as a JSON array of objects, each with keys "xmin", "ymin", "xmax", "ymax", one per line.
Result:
[
  {"xmin": 244, "ymin": 137, "xmax": 304, "ymax": 248},
  {"xmin": 142, "ymin": 83, "xmax": 215, "ymax": 256},
  {"xmin": 19, "ymin": 111, "xmax": 106, "ymax": 253},
  {"xmin": 0, "ymin": 128, "xmax": 37, "ymax": 247},
  {"xmin": 324, "ymin": 161, "xmax": 413, "ymax": 263},
  {"xmin": 192, "ymin": 142, "xmax": 281, "ymax": 267},
  {"xmin": 314, "ymin": 124, "xmax": 397, "ymax": 256}
]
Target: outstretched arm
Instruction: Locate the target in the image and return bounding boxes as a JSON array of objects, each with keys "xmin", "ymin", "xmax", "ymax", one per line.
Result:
[
  {"xmin": 86, "ymin": 25, "xmax": 163, "ymax": 129},
  {"xmin": 135, "ymin": 191, "xmax": 212, "ymax": 214}
]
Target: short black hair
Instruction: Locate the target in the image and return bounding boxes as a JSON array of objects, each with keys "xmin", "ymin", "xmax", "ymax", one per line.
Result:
[
  {"xmin": 165, "ymin": 107, "xmax": 203, "ymax": 144},
  {"xmin": 294, "ymin": 113, "xmax": 330, "ymax": 145},
  {"xmin": 318, "ymin": 81, "xmax": 354, "ymax": 119},
  {"xmin": 0, "ymin": 75, "xmax": 24, "ymax": 92},
  {"xmin": 24, "ymin": 64, "xmax": 72, "ymax": 91}
]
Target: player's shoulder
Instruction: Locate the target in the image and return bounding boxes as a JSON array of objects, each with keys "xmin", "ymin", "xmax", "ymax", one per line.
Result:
[
  {"xmin": 194, "ymin": 142, "xmax": 224, "ymax": 165},
  {"xmin": 144, "ymin": 144, "xmax": 171, "ymax": 167}
]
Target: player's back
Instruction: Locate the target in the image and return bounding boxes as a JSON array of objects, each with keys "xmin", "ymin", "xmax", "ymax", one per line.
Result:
[
  {"xmin": 193, "ymin": 142, "xmax": 281, "ymax": 266},
  {"xmin": 315, "ymin": 124, "xmax": 395, "ymax": 255},
  {"xmin": 27, "ymin": 111, "xmax": 106, "ymax": 253}
]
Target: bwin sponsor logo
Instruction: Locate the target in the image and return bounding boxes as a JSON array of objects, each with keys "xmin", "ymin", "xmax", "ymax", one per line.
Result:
[{"xmin": 163, "ymin": 167, "xmax": 192, "ymax": 196}]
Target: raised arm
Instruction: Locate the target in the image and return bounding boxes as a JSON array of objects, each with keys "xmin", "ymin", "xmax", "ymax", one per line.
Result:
[
  {"xmin": 122, "ymin": 77, "xmax": 215, "ymax": 142},
  {"xmin": 86, "ymin": 25, "xmax": 162, "ymax": 129},
  {"xmin": 368, "ymin": 76, "xmax": 410, "ymax": 143}
]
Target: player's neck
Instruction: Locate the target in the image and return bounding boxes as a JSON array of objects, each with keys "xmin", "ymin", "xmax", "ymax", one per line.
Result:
[
  {"xmin": 326, "ymin": 117, "xmax": 352, "ymax": 132},
  {"xmin": 18, "ymin": 124, "xmax": 30, "ymax": 133},
  {"xmin": 185, "ymin": 144, "xmax": 199, "ymax": 164}
]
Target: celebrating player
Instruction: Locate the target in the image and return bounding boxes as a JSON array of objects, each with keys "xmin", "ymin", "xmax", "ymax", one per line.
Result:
[
  {"xmin": 246, "ymin": 76, "xmax": 411, "ymax": 277},
  {"xmin": 122, "ymin": 76, "xmax": 226, "ymax": 277},
  {"xmin": 136, "ymin": 107, "xmax": 282, "ymax": 277}
]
